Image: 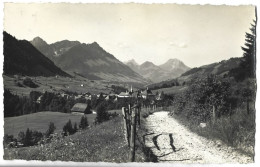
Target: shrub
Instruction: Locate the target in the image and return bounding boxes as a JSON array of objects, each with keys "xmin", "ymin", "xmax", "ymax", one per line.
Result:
[
  {"xmin": 45, "ymin": 122, "xmax": 56, "ymax": 137},
  {"xmin": 3, "ymin": 134, "xmax": 16, "ymax": 147},
  {"xmin": 79, "ymin": 116, "xmax": 89, "ymax": 129},
  {"xmin": 31, "ymin": 131, "xmax": 43, "ymax": 145},
  {"xmin": 23, "ymin": 77, "xmax": 38, "ymax": 88},
  {"xmin": 18, "ymin": 128, "xmax": 43, "ymax": 147}
]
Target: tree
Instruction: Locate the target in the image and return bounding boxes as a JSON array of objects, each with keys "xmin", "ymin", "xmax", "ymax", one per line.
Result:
[
  {"xmin": 79, "ymin": 116, "xmax": 89, "ymax": 129},
  {"xmin": 230, "ymin": 14, "xmax": 257, "ymax": 81},
  {"xmin": 45, "ymin": 122, "xmax": 56, "ymax": 137},
  {"xmin": 24, "ymin": 128, "xmax": 33, "ymax": 146},
  {"xmin": 63, "ymin": 119, "xmax": 74, "ymax": 136},
  {"xmin": 73, "ymin": 122, "xmax": 78, "ymax": 133},
  {"xmin": 95, "ymin": 101, "xmax": 109, "ymax": 123}
]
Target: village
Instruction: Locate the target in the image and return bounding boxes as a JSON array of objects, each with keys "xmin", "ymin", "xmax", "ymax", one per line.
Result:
[{"xmin": 36, "ymin": 85, "xmax": 165, "ymax": 115}]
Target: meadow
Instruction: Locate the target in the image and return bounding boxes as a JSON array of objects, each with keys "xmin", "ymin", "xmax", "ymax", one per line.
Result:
[
  {"xmin": 3, "ymin": 74, "xmax": 112, "ymax": 97},
  {"xmin": 4, "ymin": 114, "xmax": 148, "ymax": 162},
  {"xmin": 4, "ymin": 111, "xmax": 97, "ymax": 137}
]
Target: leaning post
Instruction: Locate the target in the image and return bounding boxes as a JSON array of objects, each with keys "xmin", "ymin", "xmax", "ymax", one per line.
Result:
[{"xmin": 129, "ymin": 108, "xmax": 137, "ymax": 162}]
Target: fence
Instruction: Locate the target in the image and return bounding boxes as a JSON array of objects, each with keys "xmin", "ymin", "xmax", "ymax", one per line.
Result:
[
  {"xmin": 121, "ymin": 104, "xmax": 175, "ymax": 162},
  {"xmin": 121, "ymin": 104, "xmax": 141, "ymax": 162}
]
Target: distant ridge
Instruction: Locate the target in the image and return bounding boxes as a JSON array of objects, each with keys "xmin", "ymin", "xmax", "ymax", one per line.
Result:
[{"xmin": 125, "ymin": 58, "xmax": 190, "ymax": 83}]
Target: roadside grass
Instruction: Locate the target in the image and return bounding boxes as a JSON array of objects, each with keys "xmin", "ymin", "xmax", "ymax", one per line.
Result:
[
  {"xmin": 4, "ymin": 116, "xmax": 146, "ymax": 162},
  {"xmin": 171, "ymin": 107, "xmax": 255, "ymax": 158},
  {"xmin": 4, "ymin": 112, "xmax": 96, "ymax": 137}
]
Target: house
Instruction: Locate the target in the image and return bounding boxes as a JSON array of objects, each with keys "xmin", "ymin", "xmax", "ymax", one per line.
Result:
[
  {"xmin": 141, "ymin": 88, "xmax": 155, "ymax": 100},
  {"xmin": 131, "ymin": 91, "xmax": 142, "ymax": 99},
  {"xmin": 84, "ymin": 92, "xmax": 92, "ymax": 100},
  {"xmin": 156, "ymin": 92, "xmax": 164, "ymax": 101},
  {"xmin": 118, "ymin": 92, "xmax": 130, "ymax": 98},
  {"xmin": 71, "ymin": 103, "xmax": 92, "ymax": 114},
  {"xmin": 36, "ymin": 95, "xmax": 43, "ymax": 104}
]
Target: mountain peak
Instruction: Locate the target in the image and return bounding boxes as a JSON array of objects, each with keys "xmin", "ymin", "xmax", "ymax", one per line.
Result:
[
  {"xmin": 31, "ymin": 36, "xmax": 48, "ymax": 46},
  {"xmin": 91, "ymin": 41, "xmax": 100, "ymax": 47},
  {"xmin": 160, "ymin": 58, "xmax": 190, "ymax": 72},
  {"xmin": 125, "ymin": 59, "xmax": 139, "ymax": 66}
]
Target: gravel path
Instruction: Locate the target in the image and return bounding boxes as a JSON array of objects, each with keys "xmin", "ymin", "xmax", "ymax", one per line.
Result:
[{"xmin": 144, "ymin": 111, "xmax": 253, "ymax": 163}]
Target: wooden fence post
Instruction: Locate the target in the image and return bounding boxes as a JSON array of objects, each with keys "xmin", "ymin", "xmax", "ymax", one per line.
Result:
[
  {"xmin": 137, "ymin": 107, "xmax": 141, "ymax": 125},
  {"xmin": 129, "ymin": 108, "xmax": 136, "ymax": 162},
  {"xmin": 212, "ymin": 105, "xmax": 216, "ymax": 125},
  {"xmin": 122, "ymin": 107, "xmax": 130, "ymax": 146}
]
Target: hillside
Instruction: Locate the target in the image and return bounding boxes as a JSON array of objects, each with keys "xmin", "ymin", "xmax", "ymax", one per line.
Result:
[
  {"xmin": 3, "ymin": 32, "xmax": 70, "ymax": 77},
  {"xmin": 148, "ymin": 57, "xmax": 242, "ymax": 91},
  {"xmin": 4, "ymin": 112, "xmax": 150, "ymax": 162},
  {"xmin": 125, "ymin": 59, "xmax": 190, "ymax": 83},
  {"xmin": 178, "ymin": 57, "xmax": 241, "ymax": 83}
]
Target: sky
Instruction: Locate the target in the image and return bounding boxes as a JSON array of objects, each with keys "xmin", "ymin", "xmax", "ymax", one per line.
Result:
[{"xmin": 4, "ymin": 3, "xmax": 256, "ymax": 68}]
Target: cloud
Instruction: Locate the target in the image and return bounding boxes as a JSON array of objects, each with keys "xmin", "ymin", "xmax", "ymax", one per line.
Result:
[{"xmin": 169, "ymin": 41, "xmax": 187, "ymax": 48}]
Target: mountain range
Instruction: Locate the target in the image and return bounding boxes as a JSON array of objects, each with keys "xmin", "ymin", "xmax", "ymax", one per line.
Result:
[
  {"xmin": 125, "ymin": 59, "xmax": 190, "ymax": 82},
  {"xmin": 3, "ymin": 32, "xmax": 70, "ymax": 77},
  {"xmin": 31, "ymin": 37, "xmax": 148, "ymax": 83}
]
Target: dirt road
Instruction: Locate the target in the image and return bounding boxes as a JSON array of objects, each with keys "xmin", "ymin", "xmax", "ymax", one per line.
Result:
[{"xmin": 143, "ymin": 111, "xmax": 253, "ymax": 163}]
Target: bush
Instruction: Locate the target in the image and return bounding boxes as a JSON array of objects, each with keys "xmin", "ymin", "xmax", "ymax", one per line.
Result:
[
  {"xmin": 3, "ymin": 134, "xmax": 16, "ymax": 147},
  {"xmin": 79, "ymin": 116, "xmax": 89, "ymax": 129},
  {"xmin": 23, "ymin": 77, "xmax": 38, "ymax": 88},
  {"xmin": 45, "ymin": 122, "xmax": 56, "ymax": 137},
  {"xmin": 18, "ymin": 128, "xmax": 43, "ymax": 147}
]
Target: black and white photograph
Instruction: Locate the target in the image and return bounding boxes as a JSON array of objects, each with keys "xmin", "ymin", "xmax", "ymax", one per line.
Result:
[{"xmin": 0, "ymin": 0, "xmax": 258, "ymax": 165}]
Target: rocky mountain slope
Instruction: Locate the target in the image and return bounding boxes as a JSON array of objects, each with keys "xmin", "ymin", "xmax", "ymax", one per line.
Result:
[
  {"xmin": 3, "ymin": 32, "xmax": 70, "ymax": 77},
  {"xmin": 31, "ymin": 37, "xmax": 80, "ymax": 62},
  {"xmin": 31, "ymin": 37, "xmax": 147, "ymax": 84}
]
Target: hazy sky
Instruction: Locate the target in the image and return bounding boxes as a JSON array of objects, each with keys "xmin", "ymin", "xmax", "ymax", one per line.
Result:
[{"xmin": 4, "ymin": 3, "xmax": 255, "ymax": 68}]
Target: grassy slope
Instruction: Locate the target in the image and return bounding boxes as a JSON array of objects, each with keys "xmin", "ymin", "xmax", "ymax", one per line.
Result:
[
  {"xmin": 3, "ymin": 75, "xmax": 112, "ymax": 96},
  {"xmin": 152, "ymin": 85, "xmax": 188, "ymax": 95},
  {"xmin": 4, "ymin": 116, "xmax": 147, "ymax": 162},
  {"xmin": 4, "ymin": 112, "xmax": 96, "ymax": 137}
]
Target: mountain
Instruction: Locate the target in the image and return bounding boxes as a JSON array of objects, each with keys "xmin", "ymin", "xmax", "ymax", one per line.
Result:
[
  {"xmin": 125, "ymin": 59, "xmax": 140, "ymax": 73},
  {"xmin": 54, "ymin": 42, "xmax": 148, "ymax": 83},
  {"xmin": 31, "ymin": 37, "xmax": 80, "ymax": 61},
  {"xmin": 137, "ymin": 61, "xmax": 171, "ymax": 83},
  {"xmin": 159, "ymin": 58, "xmax": 190, "ymax": 75},
  {"xmin": 3, "ymin": 32, "xmax": 70, "ymax": 77},
  {"xmin": 31, "ymin": 37, "xmax": 148, "ymax": 84},
  {"xmin": 125, "ymin": 59, "xmax": 190, "ymax": 83}
]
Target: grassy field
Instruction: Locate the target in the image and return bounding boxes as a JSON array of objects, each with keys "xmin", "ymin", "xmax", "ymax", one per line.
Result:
[
  {"xmin": 152, "ymin": 85, "xmax": 188, "ymax": 95},
  {"xmin": 3, "ymin": 74, "xmax": 112, "ymax": 96},
  {"xmin": 4, "ymin": 111, "xmax": 97, "ymax": 137},
  {"xmin": 4, "ymin": 116, "xmax": 147, "ymax": 162}
]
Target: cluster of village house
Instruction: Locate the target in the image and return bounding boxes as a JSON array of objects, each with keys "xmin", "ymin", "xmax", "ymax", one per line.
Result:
[{"xmin": 36, "ymin": 86, "xmax": 163, "ymax": 114}]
